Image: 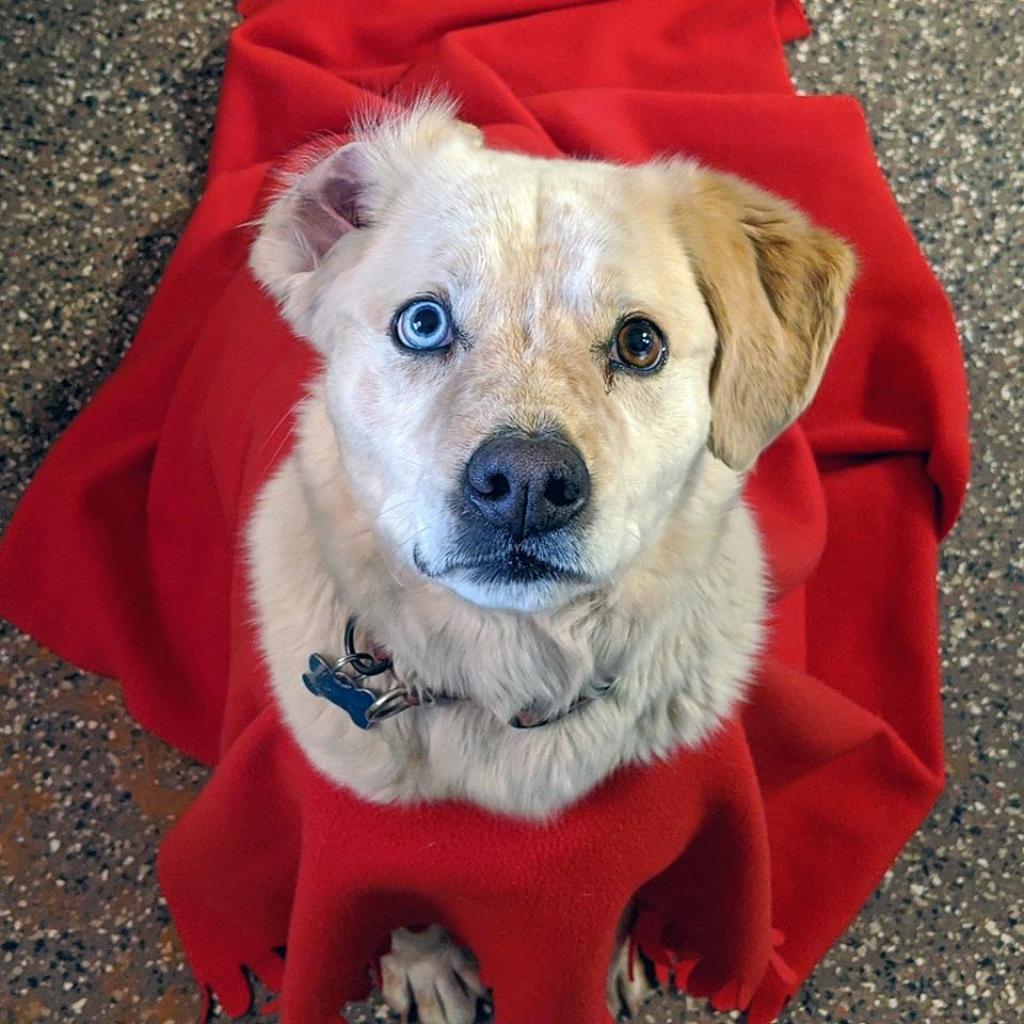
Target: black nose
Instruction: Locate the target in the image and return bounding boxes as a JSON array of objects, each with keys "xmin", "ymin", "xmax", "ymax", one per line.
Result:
[{"xmin": 463, "ymin": 432, "xmax": 591, "ymax": 539}]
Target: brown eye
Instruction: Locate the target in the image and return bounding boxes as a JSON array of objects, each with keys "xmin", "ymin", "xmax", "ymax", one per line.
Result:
[{"xmin": 612, "ymin": 317, "xmax": 666, "ymax": 372}]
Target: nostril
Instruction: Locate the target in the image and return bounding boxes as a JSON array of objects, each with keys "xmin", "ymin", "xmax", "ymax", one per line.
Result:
[
  {"xmin": 480, "ymin": 472, "xmax": 511, "ymax": 500},
  {"xmin": 543, "ymin": 475, "xmax": 579, "ymax": 508}
]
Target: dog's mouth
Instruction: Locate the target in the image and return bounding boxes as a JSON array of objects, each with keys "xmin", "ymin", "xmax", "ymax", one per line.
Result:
[{"xmin": 413, "ymin": 545, "xmax": 588, "ymax": 586}]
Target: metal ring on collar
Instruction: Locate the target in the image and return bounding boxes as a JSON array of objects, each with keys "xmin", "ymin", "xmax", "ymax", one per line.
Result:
[
  {"xmin": 365, "ymin": 688, "xmax": 414, "ymax": 724},
  {"xmin": 331, "ymin": 652, "xmax": 378, "ymax": 679}
]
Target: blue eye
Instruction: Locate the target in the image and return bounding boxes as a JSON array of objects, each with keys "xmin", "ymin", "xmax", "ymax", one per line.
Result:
[{"xmin": 394, "ymin": 299, "xmax": 454, "ymax": 352}]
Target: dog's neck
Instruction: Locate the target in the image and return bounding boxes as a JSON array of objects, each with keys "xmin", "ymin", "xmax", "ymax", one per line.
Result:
[{"xmin": 296, "ymin": 395, "xmax": 746, "ymax": 724}]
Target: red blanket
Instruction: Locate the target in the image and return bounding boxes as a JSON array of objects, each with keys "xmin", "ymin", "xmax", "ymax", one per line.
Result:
[{"xmin": 0, "ymin": 1, "xmax": 969, "ymax": 1022}]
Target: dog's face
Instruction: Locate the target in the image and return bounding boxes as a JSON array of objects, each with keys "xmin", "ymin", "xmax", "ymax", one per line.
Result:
[{"xmin": 252, "ymin": 101, "xmax": 854, "ymax": 613}]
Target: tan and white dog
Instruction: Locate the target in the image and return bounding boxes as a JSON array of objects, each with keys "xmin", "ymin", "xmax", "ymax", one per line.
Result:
[{"xmin": 246, "ymin": 99, "xmax": 855, "ymax": 1023}]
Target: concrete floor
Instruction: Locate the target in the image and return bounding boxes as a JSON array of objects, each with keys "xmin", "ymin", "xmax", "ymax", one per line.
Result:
[{"xmin": 1, "ymin": 1, "xmax": 1021, "ymax": 1022}]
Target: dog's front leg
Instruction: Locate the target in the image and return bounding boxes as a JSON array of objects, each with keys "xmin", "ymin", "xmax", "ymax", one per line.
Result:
[
  {"xmin": 379, "ymin": 923, "xmax": 487, "ymax": 1024},
  {"xmin": 605, "ymin": 906, "xmax": 660, "ymax": 1020}
]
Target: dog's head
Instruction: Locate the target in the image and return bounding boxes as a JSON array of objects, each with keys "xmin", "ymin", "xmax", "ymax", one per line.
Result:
[{"xmin": 251, "ymin": 100, "xmax": 855, "ymax": 613}]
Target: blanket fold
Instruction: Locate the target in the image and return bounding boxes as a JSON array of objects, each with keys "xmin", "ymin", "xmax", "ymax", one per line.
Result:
[{"xmin": 0, "ymin": 1, "xmax": 968, "ymax": 1021}]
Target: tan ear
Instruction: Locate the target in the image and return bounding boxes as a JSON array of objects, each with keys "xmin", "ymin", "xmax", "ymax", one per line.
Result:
[{"xmin": 673, "ymin": 169, "xmax": 857, "ymax": 470}]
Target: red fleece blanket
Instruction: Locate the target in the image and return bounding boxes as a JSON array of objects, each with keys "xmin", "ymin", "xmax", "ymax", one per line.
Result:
[{"xmin": 0, "ymin": 2, "xmax": 970, "ymax": 1022}]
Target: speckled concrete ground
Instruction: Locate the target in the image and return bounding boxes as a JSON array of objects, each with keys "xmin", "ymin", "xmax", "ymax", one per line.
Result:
[{"xmin": 1, "ymin": 1, "xmax": 1021, "ymax": 1022}]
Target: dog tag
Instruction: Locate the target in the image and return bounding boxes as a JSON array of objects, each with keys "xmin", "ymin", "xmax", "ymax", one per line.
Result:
[{"xmin": 302, "ymin": 653, "xmax": 377, "ymax": 730}]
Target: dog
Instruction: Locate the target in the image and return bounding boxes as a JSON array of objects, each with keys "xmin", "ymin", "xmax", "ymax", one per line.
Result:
[{"xmin": 244, "ymin": 97, "xmax": 855, "ymax": 1023}]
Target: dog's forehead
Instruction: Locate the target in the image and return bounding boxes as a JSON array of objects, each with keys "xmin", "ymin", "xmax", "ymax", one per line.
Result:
[
  {"xmin": 405, "ymin": 153, "xmax": 669, "ymax": 316},
  {"xmin": 457, "ymin": 157, "xmax": 629, "ymax": 255}
]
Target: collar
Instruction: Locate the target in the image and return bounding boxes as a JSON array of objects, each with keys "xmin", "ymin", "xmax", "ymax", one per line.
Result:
[{"xmin": 302, "ymin": 616, "xmax": 618, "ymax": 731}]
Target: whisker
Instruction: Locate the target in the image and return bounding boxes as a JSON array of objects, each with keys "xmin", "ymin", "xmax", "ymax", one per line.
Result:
[
  {"xmin": 256, "ymin": 398, "xmax": 305, "ymax": 462},
  {"xmin": 384, "ymin": 450, "xmax": 432, "ymax": 472},
  {"xmin": 377, "ymin": 495, "xmax": 420, "ymax": 520}
]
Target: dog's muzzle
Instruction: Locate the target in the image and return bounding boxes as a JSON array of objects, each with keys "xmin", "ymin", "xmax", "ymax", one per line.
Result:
[{"xmin": 447, "ymin": 429, "xmax": 591, "ymax": 586}]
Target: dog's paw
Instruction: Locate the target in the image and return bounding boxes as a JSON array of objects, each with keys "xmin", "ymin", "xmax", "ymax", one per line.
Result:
[
  {"xmin": 606, "ymin": 938, "xmax": 660, "ymax": 1020},
  {"xmin": 379, "ymin": 924, "xmax": 487, "ymax": 1024}
]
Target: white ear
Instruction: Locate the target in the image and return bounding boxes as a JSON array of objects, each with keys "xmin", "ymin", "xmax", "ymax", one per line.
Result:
[
  {"xmin": 249, "ymin": 140, "xmax": 372, "ymax": 309},
  {"xmin": 249, "ymin": 96, "xmax": 483, "ymax": 339}
]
